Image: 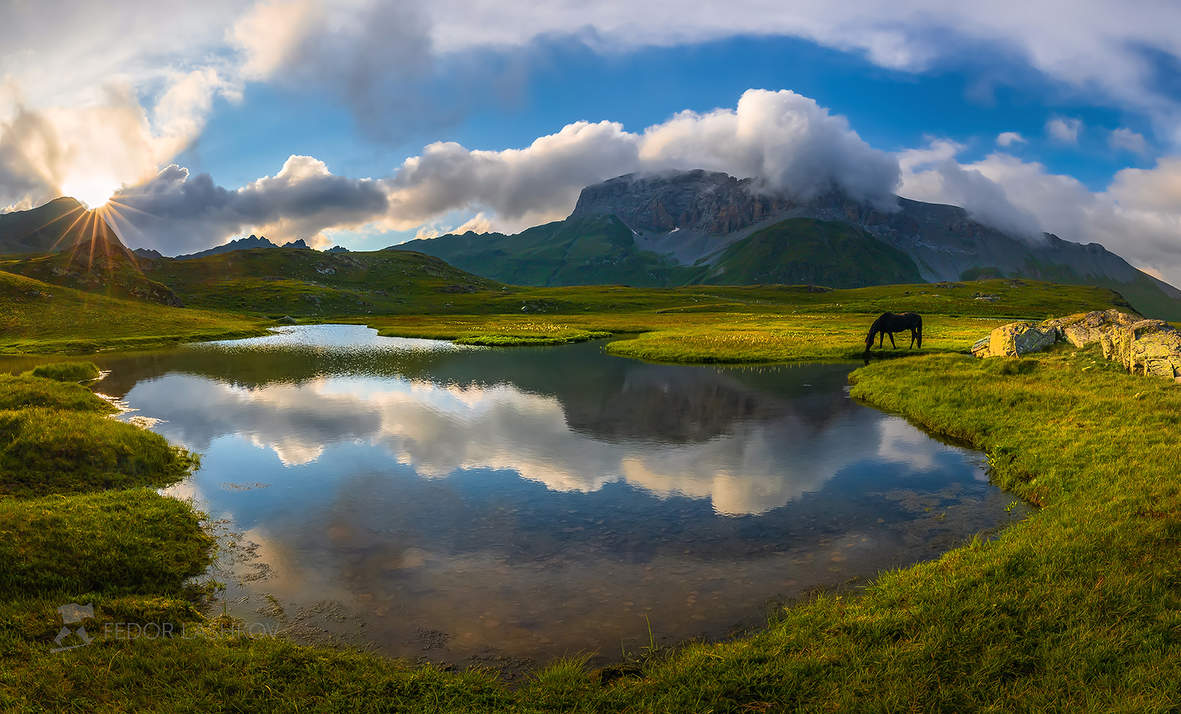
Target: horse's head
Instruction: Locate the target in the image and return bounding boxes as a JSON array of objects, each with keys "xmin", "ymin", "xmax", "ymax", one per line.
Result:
[{"xmin": 864, "ymin": 328, "xmax": 877, "ymax": 355}]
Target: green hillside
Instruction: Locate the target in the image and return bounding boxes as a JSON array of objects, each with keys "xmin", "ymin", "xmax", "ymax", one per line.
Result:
[
  {"xmin": 0, "ymin": 270, "xmax": 264, "ymax": 353},
  {"xmin": 137, "ymin": 246, "xmax": 500, "ymax": 315},
  {"xmin": 704, "ymin": 218, "xmax": 923, "ymax": 288},
  {"xmin": 399, "ymin": 215, "xmax": 700, "ymax": 287}
]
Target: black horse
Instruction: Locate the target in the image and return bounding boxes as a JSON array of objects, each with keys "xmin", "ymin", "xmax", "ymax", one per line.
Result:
[{"xmin": 864, "ymin": 312, "xmax": 922, "ymax": 362}]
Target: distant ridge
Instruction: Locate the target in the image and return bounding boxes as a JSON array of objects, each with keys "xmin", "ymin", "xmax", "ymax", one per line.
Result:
[
  {"xmin": 170, "ymin": 235, "xmax": 312, "ymax": 260},
  {"xmin": 396, "ymin": 169, "xmax": 1181, "ymax": 319}
]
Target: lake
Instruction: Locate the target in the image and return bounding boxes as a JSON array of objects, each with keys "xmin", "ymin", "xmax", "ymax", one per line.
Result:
[{"xmin": 83, "ymin": 325, "xmax": 1020, "ymax": 670}]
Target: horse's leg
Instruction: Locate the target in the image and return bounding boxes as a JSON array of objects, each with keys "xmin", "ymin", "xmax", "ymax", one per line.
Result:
[
  {"xmin": 888, "ymin": 332, "xmax": 896, "ymax": 349},
  {"xmin": 909, "ymin": 329, "xmax": 916, "ymax": 349},
  {"xmin": 879, "ymin": 333, "xmax": 884, "ymax": 347}
]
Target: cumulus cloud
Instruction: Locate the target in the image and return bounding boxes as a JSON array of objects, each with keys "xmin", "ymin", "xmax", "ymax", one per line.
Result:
[
  {"xmin": 109, "ymin": 156, "xmax": 388, "ymax": 253},
  {"xmin": 1109, "ymin": 127, "xmax": 1149, "ymax": 155},
  {"xmin": 898, "ymin": 140, "xmax": 1042, "ymax": 237},
  {"xmin": 1047, "ymin": 116, "xmax": 1083, "ymax": 144},
  {"xmin": 110, "ymin": 89, "xmax": 898, "ymax": 249},
  {"xmin": 996, "ymin": 131, "xmax": 1026, "ymax": 147},
  {"xmin": 382, "ymin": 89, "xmax": 897, "ymax": 229}
]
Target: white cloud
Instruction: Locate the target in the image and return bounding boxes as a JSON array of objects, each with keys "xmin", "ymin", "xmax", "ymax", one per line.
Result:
[
  {"xmin": 900, "ymin": 141, "xmax": 1181, "ymax": 286},
  {"xmin": 1109, "ymin": 127, "xmax": 1149, "ymax": 155},
  {"xmin": 996, "ymin": 131, "xmax": 1026, "ymax": 147},
  {"xmin": 111, "ymin": 89, "xmax": 898, "ymax": 249},
  {"xmin": 1046, "ymin": 116, "xmax": 1083, "ymax": 144}
]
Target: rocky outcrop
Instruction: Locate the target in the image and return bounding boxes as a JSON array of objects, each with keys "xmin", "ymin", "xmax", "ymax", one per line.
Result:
[
  {"xmin": 974, "ymin": 321, "xmax": 1061, "ymax": 358},
  {"xmin": 974, "ymin": 310, "xmax": 1181, "ymax": 383}
]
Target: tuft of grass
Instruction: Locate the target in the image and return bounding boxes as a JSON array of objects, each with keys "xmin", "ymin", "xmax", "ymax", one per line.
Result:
[
  {"xmin": 25, "ymin": 361, "xmax": 100, "ymax": 382},
  {"xmin": 0, "ymin": 408, "xmax": 198, "ymax": 497},
  {"xmin": 0, "ymin": 374, "xmax": 114, "ymax": 414},
  {"xmin": 0, "ymin": 489, "xmax": 213, "ymax": 597}
]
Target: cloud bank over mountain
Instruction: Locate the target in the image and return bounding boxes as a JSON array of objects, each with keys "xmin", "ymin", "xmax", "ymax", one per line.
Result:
[{"xmin": 110, "ymin": 90, "xmax": 897, "ymax": 253}]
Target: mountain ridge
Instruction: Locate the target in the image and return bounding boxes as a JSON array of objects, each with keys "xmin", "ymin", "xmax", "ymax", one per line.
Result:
[{"xmin": 397, "ymin": 169, "xmax": 1181, "ymax": 319}]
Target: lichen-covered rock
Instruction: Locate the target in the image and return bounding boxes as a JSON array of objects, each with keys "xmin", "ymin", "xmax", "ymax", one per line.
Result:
[
  {"xmin": 1122, "ymin": 320, "xmax": 1181, "ymax": 379},
  {"xmin": 972, "ymin": 308, "xmax": 1181, "ymax": 384},
  {"xmin": 1040, "ymin": 309, "xmax": 1138, "ymax": 349},
  {"xmin": 983, "ymin": 321, "xmax": 1061, "ymax": 358}
]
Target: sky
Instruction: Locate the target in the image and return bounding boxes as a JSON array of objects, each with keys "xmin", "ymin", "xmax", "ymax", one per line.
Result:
[{"xmin": 1, "ymin": 0, "xmax": 1180, "ymax": 283}]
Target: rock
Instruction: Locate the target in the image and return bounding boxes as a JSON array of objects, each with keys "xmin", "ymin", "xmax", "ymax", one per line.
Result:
[
  {"xmin": 984, "ymin": 321, "xmax": 1061, "ymax": 358},
  {"xmin": 276, "ymin": 315, "xmax": 297, "ymax": 324},
  {"xmin": 1123, "ymin": 320, "xmax": 1181, "ymax": 379},
  {"xmin": 971, "ymin": 308, "xmax": 1181, "ymax": 384},
  {"xmin": 1040, "ymin": 309, "xmax": 1138, "ymax": 349}
]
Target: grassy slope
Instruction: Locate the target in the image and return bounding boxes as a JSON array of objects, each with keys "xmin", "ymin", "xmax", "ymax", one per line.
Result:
[
  {"xmin": 704, "ymin": 217, "xmax": 924, "ymax": 288},
  {"xmin": 140, "ymin": 247, "xmax": 500, "ymax": 316},
  {"xmin": 0, "ymin": 270, "xmax": 266, "ymax": 353},
  {"xmin": 397, "ymin": 215, "xmax": 699, "ymax": 287}
]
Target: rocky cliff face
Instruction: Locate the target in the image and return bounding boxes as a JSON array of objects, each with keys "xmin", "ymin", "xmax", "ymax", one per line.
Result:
[
  {"xmin": 565, "ymin": 170, "xmax": 1181, "ymax": 316},
  {"xmin": 570, "ymin": 170, "xmax": 795, "ymax": 236}
]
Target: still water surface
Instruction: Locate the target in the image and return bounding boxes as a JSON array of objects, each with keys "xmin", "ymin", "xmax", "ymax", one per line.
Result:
[{"xmin": 85, "ymin": 325, "xmax": 1019, "ymax": 668}]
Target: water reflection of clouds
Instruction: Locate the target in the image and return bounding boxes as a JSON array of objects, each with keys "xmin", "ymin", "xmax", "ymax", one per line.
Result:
[{"xmin": 131, "ymin": 372, "xmax": 973, "ymax": 516}]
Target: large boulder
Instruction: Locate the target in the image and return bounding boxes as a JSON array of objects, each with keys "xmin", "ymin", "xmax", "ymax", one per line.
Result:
[
  {"xmin": 1122, "ymin": 320, "xmax": 1181, "ymax": 380},
  {"xmin": 1040, "ymin": 309, "xmax": 1138, "ymax": 349},
  {"xmin": 982, "ymin": 321, "xmax": 1061, "ymax": 358},
  {"xmin": 972, "ymin": 309, "xmax": 1181, "ymax": 384}
]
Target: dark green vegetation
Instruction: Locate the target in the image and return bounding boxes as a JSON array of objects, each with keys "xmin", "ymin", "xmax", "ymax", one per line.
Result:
[
  {"xmin": 25, "ymin": 361, "xmax": 100, "ymax": 382},
  {"xmin": 0, "ymin": 198, "xmax": 91, "ymax": 255},
  {"xmin": 701, "ymin": 218, "xmax": 924, "ymax": 287}
]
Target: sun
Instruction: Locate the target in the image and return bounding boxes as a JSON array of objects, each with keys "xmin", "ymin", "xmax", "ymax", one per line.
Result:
[{"xmin": 60, "ymin": 177, "xmax": 116, "ymax": 210}]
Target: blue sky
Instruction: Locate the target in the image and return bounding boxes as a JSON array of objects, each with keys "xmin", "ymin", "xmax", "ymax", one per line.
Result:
[
  {"xmin": 1, "ymin": 1, "xmax": 1179, "ymax": 281},
  {"xmin": 180, "ymin": 33, "xmax": 1150, "ymax": 193}
]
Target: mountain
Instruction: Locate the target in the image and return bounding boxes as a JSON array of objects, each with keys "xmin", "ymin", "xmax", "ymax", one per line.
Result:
[
  {"xmin": 172, "ymin": 235, "xmax": 312, "ymax": 260},
  {"xmin": 0, "ymin": 199, "xmax": 180, "ymax": 305},
  {"xmin": 0, "ymin": 197, "xmax": 96, "ymax": 254},
  {"xmin": 396, "ymin": 170, "xmax": 1181, "ymax": 319}
]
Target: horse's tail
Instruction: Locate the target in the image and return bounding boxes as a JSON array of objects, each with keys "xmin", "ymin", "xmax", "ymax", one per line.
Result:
[{"xmin": 916, "ymin": 314, "xmax": 923, "ymax": 349}]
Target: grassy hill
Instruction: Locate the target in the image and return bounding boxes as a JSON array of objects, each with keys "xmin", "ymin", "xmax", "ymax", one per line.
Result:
[
  {"xmin": 137, "ymin": 247, "xmax": 500, "ymax": 315},
  {"xmin": 703, "ymin": 218, "xmax": 924, "ymax": 287},
  {"xmin": 398, "ymin": 215, "xmax": 701, "ymax": 287},
  {"xmin": 0, "ymin": 270, "xmax": 264, "ymax": 353}
]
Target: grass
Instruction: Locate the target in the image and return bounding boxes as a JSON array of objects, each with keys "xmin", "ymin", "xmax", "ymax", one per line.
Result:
[
  {"xmin": 0, "ymin": 270, "xmax": 267, "ymax": 354},
  {"xmin": 0, "ymin": 374, "xmax": 114, "ymax": 413},
  {"xmin": 0, "ymin": 407, "xmax": 198, "ymax": 497},
  {"xmin": 0, "ymin": 489, "xmax": 213, "ymax": 597},
  {"xmin": 25, "ymin": 361, "xmax": 100, "ymax": 382}
]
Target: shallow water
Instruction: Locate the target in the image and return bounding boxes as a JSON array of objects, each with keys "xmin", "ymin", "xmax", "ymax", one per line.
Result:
[{"xmin": 81, "ymin": 325, "xmax": 1019, "ymax": 668}]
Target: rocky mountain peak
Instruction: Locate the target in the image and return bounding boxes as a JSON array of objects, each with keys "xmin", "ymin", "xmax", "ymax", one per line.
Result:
[{"xmin": 570, "ymin": 170, "xmax": 802, "ymax": 236}]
